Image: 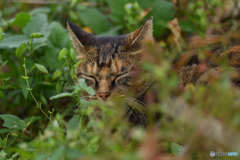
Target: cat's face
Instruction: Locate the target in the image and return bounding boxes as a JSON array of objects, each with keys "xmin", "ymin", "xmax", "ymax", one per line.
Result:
[{"xmin": 67, "ymin": 17, "xmax": 153, "ymax": 101}]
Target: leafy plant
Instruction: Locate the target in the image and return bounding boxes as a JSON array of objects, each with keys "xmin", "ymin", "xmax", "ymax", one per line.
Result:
[{"xmin": 1, "ymin": 0, "xmax": 240, "ymax": 160}]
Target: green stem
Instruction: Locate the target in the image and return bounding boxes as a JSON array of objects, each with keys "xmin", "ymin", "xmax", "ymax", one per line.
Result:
[
  {"xmin": 39, "ymin": 107, "xmax": 51, "ymax": 120},
  {"xmin": 22, "ymin": 58, "xmax": 52, "ymax": 123},
  {"xmin": 29, "ymin": 38, "xmax": 37, "ymax": 63},
  {"xmin": 21, "ymin": 129, "xmax": 24, "ymax": 143},
  {"xmin": 21, "ymin": 117, "xmax": 34, "ymax": 143},
  {"xmin": 67, "ymin": 60, "xmax": 77, "ymax": 85},
  {"xmin": 61, "ymin": 60, "xmax": 68, "ymax": 72},
  {"xmin": 3, "ymin": 133, "xmax": 9, "ymax": 152}
]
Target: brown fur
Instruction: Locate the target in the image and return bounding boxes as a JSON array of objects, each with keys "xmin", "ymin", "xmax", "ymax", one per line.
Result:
[
  {"xmin": 68, "ymin": 16, "xmax": 240, "ymax": 127},
  {"xmin": 68, "ymin": 17, "xmax": 240, "ymax": 126},
  {"xmin": 67, "ymin": 17, "xmax": 154, "ymax": 126},
  {"xmin": 178, "ymin": 45, "xmax": 240, "ymax": 87}
]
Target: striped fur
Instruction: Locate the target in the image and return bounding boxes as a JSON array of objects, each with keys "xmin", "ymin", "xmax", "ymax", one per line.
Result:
[
  {"xmin": 179, "ymin": 45, "xmax": 240, "ymax": 87},
  {"xmin": 67, "ymin": 17, "xmax": 154, "ymax": 126}
]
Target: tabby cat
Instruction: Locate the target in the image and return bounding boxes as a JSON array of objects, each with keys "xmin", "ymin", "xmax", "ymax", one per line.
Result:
[
  {"xmin": 67, "ymin": 17, "xmax": 240, "ymax": 126},
  {"xmin": 67, "ymin": 17, "xmax": 154, "ymax": 126}
]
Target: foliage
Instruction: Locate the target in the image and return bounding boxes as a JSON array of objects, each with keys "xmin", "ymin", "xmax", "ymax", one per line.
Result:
[{"xmin": 1, "ymin": 0, "xmax": 240, "ymax": 160}]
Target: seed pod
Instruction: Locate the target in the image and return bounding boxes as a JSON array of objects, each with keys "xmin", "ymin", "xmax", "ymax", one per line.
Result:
[{"xmin": 30, "ymin": 33, "xmax": 44, "ymax": 38}]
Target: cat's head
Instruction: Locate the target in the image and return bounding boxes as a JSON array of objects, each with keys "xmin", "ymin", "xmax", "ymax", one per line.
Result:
[{"xmin": 67, "ymin": 17, "xmax": 153, "ymax": 102}]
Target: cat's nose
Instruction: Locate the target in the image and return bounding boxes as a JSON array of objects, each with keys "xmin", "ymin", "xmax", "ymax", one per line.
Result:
[{"xmin": 98, "ymin": 92, "xmax": 110, "ymax": 101}]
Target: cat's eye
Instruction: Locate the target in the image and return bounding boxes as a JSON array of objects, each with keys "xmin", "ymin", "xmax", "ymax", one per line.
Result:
[
  {"xmin": 113, "ymin": 72, "xmax": 129, "ymax": 84},
  {"xmin": 82, "ymin": 75, "xmax": 97, "ymax": 87},
  {"xmin": 83, "ymin": 75, "xmax": 97, "ymax": 81}
]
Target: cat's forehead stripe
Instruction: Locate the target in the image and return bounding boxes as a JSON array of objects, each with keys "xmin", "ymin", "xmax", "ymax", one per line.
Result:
[
  {"xmin": 93, "ymin": 62, "xmax": 97, "ymax": 74},
  {"xmin": 110, "ymin": 58, "xmax": 118, "ymax": 74},
  {"xmin": 98, "ymin": 67, "xmax": 110, "ymax": 80}
]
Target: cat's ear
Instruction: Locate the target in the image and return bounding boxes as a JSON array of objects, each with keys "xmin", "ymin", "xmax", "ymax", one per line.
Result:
[
  {"xmin": 125, "ymin": 16, "xmax": 153, "ymax": 52},
  {"xmin": 67, "ymin": 21, "xmax": 95, "ymax": 59}
]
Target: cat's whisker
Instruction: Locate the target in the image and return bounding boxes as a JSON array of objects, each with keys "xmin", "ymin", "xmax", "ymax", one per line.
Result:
[
  {"xmin": 77, "ymin": 98, "xmax": 89, "ymax": 107},
  {"xmin": 72, "ymin": 99, "xmax": 79, "ymax": 110},
  {"xmin": 123, "ymin": 104, "xmax": 138, "ymax": 120},
  {"xmin": 74, "ymin": 101, "xmax": 89, "ymax": 114},
  {"xmin": 80, "ymin": 97, "xmax": 93, "ymax": 101},
  {"xmin": 72, "ymin": 99, "xmax": 86, "ymax": 114},
  {"xmin": 125, "ymin": 100, "xmax": 147, "ymax": 123},
  {"xmin": 79, "ymin": 101, "xmax": 87, "ymax": 107},
  {"xmin": 80, "ymin": 95, "xmax": 97, "ymax": 101},
  {"xmin": 127, "ymin": 97, "xmax": 158, "ymax": 120},
  {"xmin": 80, "ymin": 96, "xmax": 91, "ymax": 99},
  {"xmin": 120, "ymin": 103, "xmax": 128, "ymax": 113},
  {"xmin": 125, "ymin": 98, "xmax": 147, "ymax": 113},
  {"xmin": 128, "ymin": 97, "xmax": 149, "ymax": 108},
  {"xmin": 128, "ymin": 102, "xmax": 145, "ymax": 114},
  {"xmin": 128, "ymin": 98, "xmax": 148, "ymax": 112}
]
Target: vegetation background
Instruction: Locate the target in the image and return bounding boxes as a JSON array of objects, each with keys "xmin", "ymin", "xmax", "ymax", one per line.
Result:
[{"xmin": 1, "ymin": 0, "xmax": 240, "ymax": 159}]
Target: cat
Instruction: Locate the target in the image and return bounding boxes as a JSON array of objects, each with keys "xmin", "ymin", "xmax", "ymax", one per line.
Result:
[
  {"xmin": 67, "ymin": 17, "xmax": 154, "ymax": 126},
  {"xmin": 67, "ymin": 16, "xmax": 240, "ymax": 127}
]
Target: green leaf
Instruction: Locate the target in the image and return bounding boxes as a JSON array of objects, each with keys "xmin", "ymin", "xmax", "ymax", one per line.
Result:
[
  {"xmin": 49, "ymin": 146, "xmax": 65, "ymax": 160},
  {"xmin": 0, "ymin": 91, "xmax": 4, "ymax": 99},
  {"xmin": 74, "ymin": 59, "xmax": 84, "ymax": 69},
  {"xmin": 4, "ymin": 90, "xmax": 22, "ymax": 101},
  {"xmin": 0, "ymin": 54, "xmax": 2, "ymax": 63},
  {"xmin": 0, "ymin": 27, "xmax": 3, "ymax": 42},
  {"xmin": 66, "ymin": 148, "xmax": 83, "ymax": 159},
  {"xmin": 18, "ymin": 77, "xmax": 28, "ymax": 99},
  {"xmin": 179, "ymin": 20, "xmax": 195, "ymax": 33},
  {"xmin": 171, "ymin": 142, "xmax": 183, "ymax": 155},
  {"xmin": 78, "ymin": 8, "xmax": 111, "ymax": 34},
  {"xmin": 15, "ymin": 43, "xmax": 26, "ymax": 59},
  {"xmin": 52, "ymin": 70, "xmax": 62, "ymax": 80},
  {"xmin": 50, "ymin": 92, "xmax": 73, "ymax": 100},
  {"xmin": 0, "ymin": 61, "xmax": 8, "ymax": 70},
  {"xmin": 69, "ymin": 11, "xmax": 78, "ymax": 21},
  {"xmin": 58, "ymin": 48, "xmax": 68, "ymax": 60},
  {"xmin": 42, "ymin": 48, "xmax": 64, "ymax": 71},
  {"xmin": 0, "ymin": 150, "xmax": 6, "ymax": 160},
  {"xmin": 30, "ymin": 33, "xmax": 44, "ymax": 38},
  {"xmin": 86, "ymin": 87, "xmax": 95, "ymax": 96},
  {"xmin": 49, "ymin": 21, "xmax": 70, "ymax": 48},
  {"xmin": 12, "ymin": 12, "xmax": 31, "ymax": 29},
  {"xmin": 9, "ymin": 152, "xmax": 19, "ymax": 160},
  {"xmin": 56, "ymin": 80, "xmax": 62, "ymax": 94},
  {"xmin": 70, "ymin": 0, "xmax": 78, "ymax": 8},
  {"xmin": 106, "ymin": 0, "xmax": 131, "ymax": 13},
  {"xmin": 23, "ymin": 116, "xmax": 42, "ymax": 124},
  {"xmin": 35, "ymin": 63, "xmax": 49, "ymax": 74},
  {"xmin": 70, "ymin": 48, "xmax": 76, "ymax": 62},
  {"xmin": 136, "ymin": 0, "xmax": 154, "ymax": 9},
  {"xmin": 0, "ymin": 129, "xmax": 10, "ymax": 134},
  {"xmin": 40, "ymin": 94, "xmax": 48, "ymax": 106},
  {"xmin": 0, "ymin": 35, "xmax": 28, "ymax": 48},
  {"xmin": 32, "ymin": 42, "xmax": 47, "ymax": 52},
  {"xmin": 21, "ymin": 76, "xmax": 29, "ymax": 80},
  {"xmin": 68, "ymin": 115, "xmax": 80, "ymax": 131},
  {"xmin": 29, "ymin": 7, "xmax": 51, "ymax": 15},
  {"xmin": 0, "ymin": 136, "xmax": 7, "ymax": 149},
  {"xmin": 72, "ymin": 85, "xmax": 81, "ymax": 93},
  {"xmin": 23, "ymin": 13, "xmax": 51, "ymax": 43},
  {"xmin": 106, "ymin": 0, "xmax": 133, "ymax": 24},
  {"xmin": 78, "ymin": 79, "xmax": 87, "ymax": 90},
  {"xmin": 0, "ymin": 114, "xmax": 26, "ymax": 130},
  {"xmin": 150, "ymin": 0, "xmax": 175, "ymax": 36}
]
